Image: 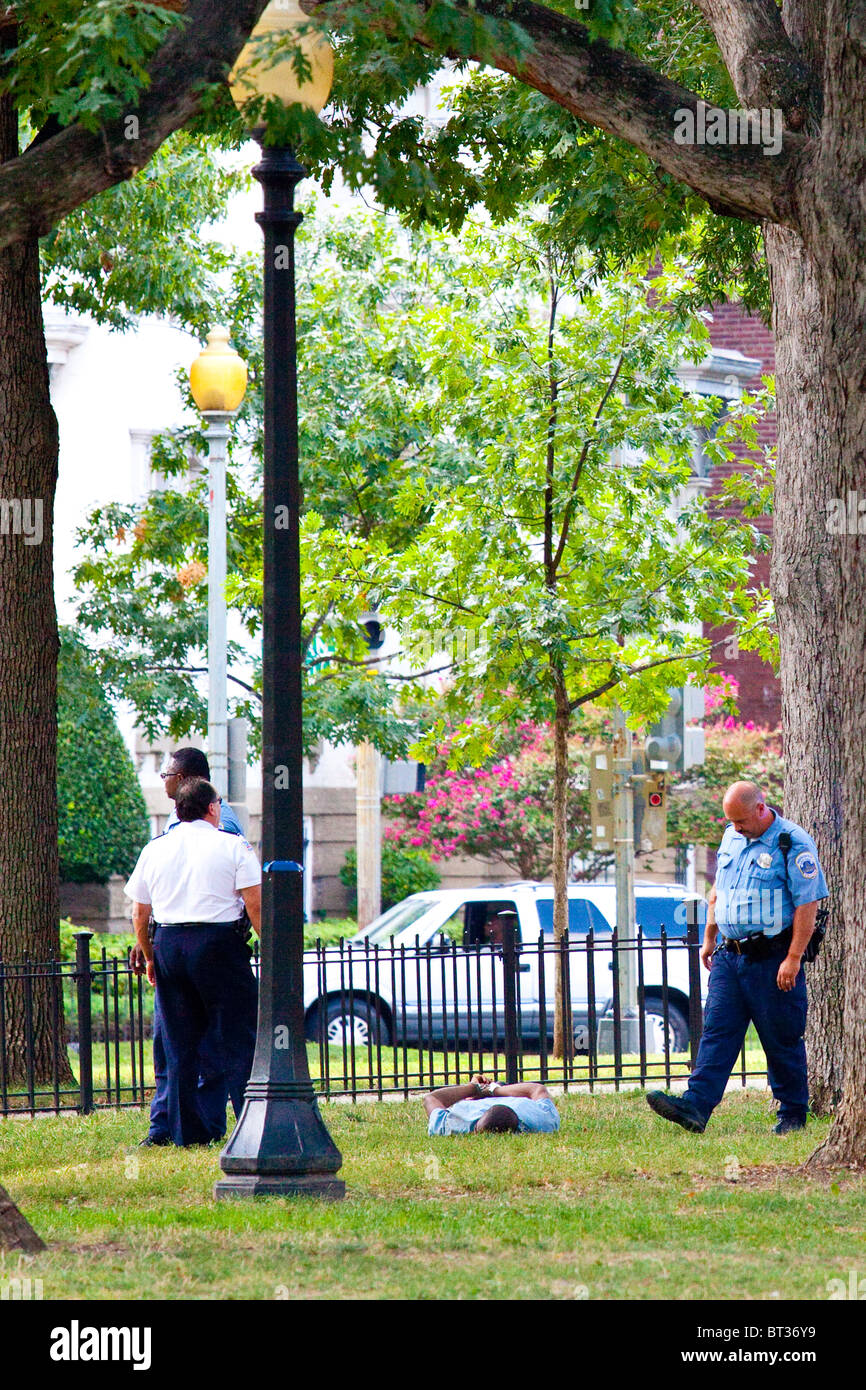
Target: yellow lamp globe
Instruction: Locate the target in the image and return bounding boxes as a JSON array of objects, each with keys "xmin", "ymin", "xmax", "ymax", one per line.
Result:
[
  {"xmin": 229, "ymin": 0, "xmax": 333, "ymax": 118},
  {"xmin": 189, "ymin": 327, "xmax": 248, "ymax": 413}
]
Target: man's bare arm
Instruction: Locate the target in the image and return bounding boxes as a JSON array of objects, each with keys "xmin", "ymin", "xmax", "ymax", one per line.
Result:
[
  {"xmin": 132, "ymin": 901, "xmax": 156, "ymax": 986},
  {"xmin": 486, "ymin": 1082, "xmax": 550, "ymax": 1100},
  {"xmin": 423, "ymin": 1082, "xmax": 485, "ymax": 1116},
  {"xmin": 240, "ymin": 884, "xmax": 261, "ymax": 935},
  {"xmin": 701, "ymin": 884, "xmax": 719, "ymax": 969},
  {"xmin": 777, "ymin": 901, "xmax": 818, "ymax": 992}
]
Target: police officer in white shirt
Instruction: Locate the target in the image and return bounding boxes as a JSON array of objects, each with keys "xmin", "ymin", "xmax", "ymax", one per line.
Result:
[{"xmin": 125, "ymin": 777, "xmax": 262, "ymax": 1147}]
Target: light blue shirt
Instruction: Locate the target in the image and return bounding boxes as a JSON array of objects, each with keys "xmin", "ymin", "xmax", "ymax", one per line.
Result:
[
  {"xmin": 165, "ymin": 801, "xmax": 244, "ymax": 837},
  {"xmin": 428, "ymin": 1095, "xmax": 560, "ymax": 1136},
  {"xmin": 714, "ymin": 812, "xmax": 827, "ymax": 939}
]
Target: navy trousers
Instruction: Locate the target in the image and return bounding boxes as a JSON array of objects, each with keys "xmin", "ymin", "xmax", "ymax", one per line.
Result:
[
  {"xmin": 147, "ymin": 993, "xmax": 235, "ymax": 1142},
  {"xmin": 153, "ymin": 925, "xmax": 258, "ymax": 1147},
  {"xmin": 684, "ymin": 945, "xmax": 809, "ymax": 1123}
]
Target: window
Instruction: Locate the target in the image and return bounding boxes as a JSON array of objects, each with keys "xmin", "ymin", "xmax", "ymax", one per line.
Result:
[
  {"xmin": 636, "ymin": 896, "xmax": 706, "ymax": 938},
  {"xmin": 462, "ymin": 901, "xmax": 520, "ymax": 948},
  {"xmin": 536, "ymin": 898, "xmax": 613, "ymax": 936},
  {"xmin": 365, "ymin": 897, "xmax": 437, "ymax": 943}
]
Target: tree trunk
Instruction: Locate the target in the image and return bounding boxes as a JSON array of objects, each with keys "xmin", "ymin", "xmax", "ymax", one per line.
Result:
[
  {"xmin": 0, "ymin": 92, "xmax": 69, "ymax": 1085},
  {"xmin": 767, "ymin": 57, "xmax": 866, "ymax": 1159},
  {"xmin": 551, "ymin": 663, "xmax": 573, "ymax": 1060},
  {"xmin": 766, "ymin": 224, "xmax": 845, "ymax": 1117},
  {"xmin": 0, "ymin": 1185, "xmax": 45, "ymax": 1253}
]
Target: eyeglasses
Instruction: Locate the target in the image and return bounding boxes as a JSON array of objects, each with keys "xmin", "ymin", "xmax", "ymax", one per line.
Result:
[{"xmin": 159, "ymin": 770, "xmax": 180, "ymax": 780}]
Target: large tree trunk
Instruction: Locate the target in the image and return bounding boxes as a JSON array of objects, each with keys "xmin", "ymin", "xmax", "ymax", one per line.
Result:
[
  {"xmin": 551, "ymin": 665, "xmax": 573, "ymax": 1061},
  {"xmin": 0, "ymin": 92, "xmax": 69, "ymax": 1085},
  {"xmin": 808, "ymin": 5, "xmax": 866, "ymax": 1167},
  {"xmin": 768, "ymin": 10, "xmax": 866, "ymax": 1159},
  {"xmin": 766, "ymin": 224, "xmax": 845, "ymax": 1116}
]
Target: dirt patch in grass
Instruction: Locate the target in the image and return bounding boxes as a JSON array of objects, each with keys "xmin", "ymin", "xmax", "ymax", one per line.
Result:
[{"xmin": 690, "ymin": 1162, "xmax": 866, "ymax": 1190}]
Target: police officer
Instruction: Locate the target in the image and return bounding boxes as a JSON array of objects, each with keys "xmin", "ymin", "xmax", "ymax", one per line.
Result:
[
  {"xmin": 160, "ymin": 747, "xmax": 244, "ymax": 836},
  {"xmin": 647, "ymin": 780, "xmax": 828, "ymax": 1135},
  {"xmin": 125, "ymin": 777, "xmax": 261, "ymax": 1147},
  {"xmin": 135, "ymin": 747, "xmax": 245, "ymax": 1146}
]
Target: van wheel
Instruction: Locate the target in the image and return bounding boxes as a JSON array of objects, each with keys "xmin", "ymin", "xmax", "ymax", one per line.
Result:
[
  {"xmin": 644, "ymin": 1000, "xmax": 689, "ymax": 1053},
  {"xmin": 306, "ymin": 999, "xmax": 391, "ymax": 1047}
]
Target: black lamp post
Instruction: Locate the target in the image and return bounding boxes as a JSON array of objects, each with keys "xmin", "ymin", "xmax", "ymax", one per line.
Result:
[{"xmin": 215, "ymin": 1, "xmax": 343, "ymax": 1199}]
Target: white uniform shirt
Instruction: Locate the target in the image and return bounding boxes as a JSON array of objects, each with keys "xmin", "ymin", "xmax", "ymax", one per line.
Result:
[{"xmin": 124, "ymin": 820, "xmax": 262, "ymax": 923}]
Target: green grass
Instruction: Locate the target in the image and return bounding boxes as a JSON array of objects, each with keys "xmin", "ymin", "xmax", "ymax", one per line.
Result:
[{"xmin": 1, "ymin": 1089, "xmax": 862, "ymax": 1300}]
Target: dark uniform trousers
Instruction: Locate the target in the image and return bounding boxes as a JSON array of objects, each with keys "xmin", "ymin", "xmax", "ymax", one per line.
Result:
[
  {"xmin": 153, "ymin": 924, "xmax": 258, "ymax": 1147},
  {"xmin": 148, "ymin": 994, "xmax": 231, "ymax": 1142},
  {"xmin": 684, "ymin": 941, "xmax": 809, "ymax": 1125}
]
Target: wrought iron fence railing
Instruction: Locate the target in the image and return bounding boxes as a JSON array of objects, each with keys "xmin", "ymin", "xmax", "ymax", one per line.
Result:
[{"xmin": 0, "ymin": 923, "xmax": 769, "ymax": 1117}]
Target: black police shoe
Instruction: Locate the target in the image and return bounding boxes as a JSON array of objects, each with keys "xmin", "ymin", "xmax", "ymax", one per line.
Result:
[
  {"xmin": 773, "ymin": 1117, "xmax": 807, "ymax": 1135},
  {"xmin": 646, "ymin": 1091, "xmax": 706, "ymax": 1133},
  {"xmin": 139, "ymin": 1134, "xmax": 171, "ymax": 1147}
]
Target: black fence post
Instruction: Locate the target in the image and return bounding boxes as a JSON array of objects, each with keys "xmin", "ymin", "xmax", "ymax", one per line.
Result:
[
  {"xmin": 686, "ymin": 898, "xmax": 703, "ymax": 1068},
  {"xmin": 501, "ymin": 920, "xmax": 519, "ymax": 1084},
  {"xmin": 75, "ymin": 931, "xmax": 94, "ymax": 1115}
]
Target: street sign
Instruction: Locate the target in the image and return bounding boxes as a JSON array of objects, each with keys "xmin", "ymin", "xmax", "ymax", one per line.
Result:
[{"xmin": 589, "ymin": 748, "xmax": 614, "ymax": 852}]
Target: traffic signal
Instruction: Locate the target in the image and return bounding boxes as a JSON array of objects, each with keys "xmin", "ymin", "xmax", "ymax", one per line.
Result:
[
  {"xmin": 640, "ymin": 771, "xmax": 667, "ymax": 851},
  {"xmin": 632, "ymin": 743, "xmax": 667, "ymax": 852},
  {"xmin": 644, "ymin": 685, "xmax": 705, "ymax": 772}
]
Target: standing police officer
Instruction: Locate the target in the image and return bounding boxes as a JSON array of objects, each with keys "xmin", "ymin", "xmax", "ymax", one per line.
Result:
[
  {"xmin": 136, "ymin": 747, "xmax": 245, "ymax": 1146},
  {"xmin": 647, "ymin": 780, "xmax": 827, "ymax": 1135},
  {"xmin": 126, "ymin": 777, "xmax": 261, "ymax": 1147}
]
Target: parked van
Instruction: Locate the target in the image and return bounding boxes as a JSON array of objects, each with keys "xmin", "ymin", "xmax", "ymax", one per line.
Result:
[{"xmin": 303, "ymin": 881, "xmax": 707, "ymax": 1055}]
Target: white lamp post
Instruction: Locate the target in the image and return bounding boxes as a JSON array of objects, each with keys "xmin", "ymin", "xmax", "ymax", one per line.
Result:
[{"xmin": 189, "ymin": 326, "xmax": 248, "ymax": 798}]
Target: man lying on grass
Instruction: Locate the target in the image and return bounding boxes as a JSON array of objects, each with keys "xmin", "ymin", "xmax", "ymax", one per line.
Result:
[{"xmin": 423, "ymin": 1075, "xmax": 560, "ymax": 1135}]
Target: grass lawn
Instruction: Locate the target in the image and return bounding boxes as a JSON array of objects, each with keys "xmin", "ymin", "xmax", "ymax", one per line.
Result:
[{"xmin": 1, "ymin": 1088, "xmax": 863, "ymax": 1300}]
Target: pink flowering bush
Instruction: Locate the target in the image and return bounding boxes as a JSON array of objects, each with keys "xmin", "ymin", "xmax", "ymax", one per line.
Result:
[{"xmin": 384, "ymin": 722, "xmax": 613, "ymax": 881}]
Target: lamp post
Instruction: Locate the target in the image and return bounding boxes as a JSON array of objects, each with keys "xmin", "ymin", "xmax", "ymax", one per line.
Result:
[
  {"xmin": 214, "ymin": 0, "xmax": 344, "ymax": 1199},
  {"xmin": 356, "ymin": 608, "xmax": 384, "ymax": 929},
  {"xmin": 189, "ymin": 327, "xmax": 247, "ymax": 800}
]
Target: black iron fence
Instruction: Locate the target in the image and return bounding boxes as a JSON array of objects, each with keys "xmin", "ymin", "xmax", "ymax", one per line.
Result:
[{"xmin": 0, "ymin": 922, "xmax": 769, "ymax": 1117}]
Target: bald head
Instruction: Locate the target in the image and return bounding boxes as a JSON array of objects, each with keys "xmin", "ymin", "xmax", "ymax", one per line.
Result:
[{"xmin": 723, "ymin": 781, "xmax": 774, "ymax": 839}]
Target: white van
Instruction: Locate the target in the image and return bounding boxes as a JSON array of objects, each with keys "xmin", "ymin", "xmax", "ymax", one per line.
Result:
[{"xmin": 302, "ymin": 881, "xmax": 707, "ymax": 1054}]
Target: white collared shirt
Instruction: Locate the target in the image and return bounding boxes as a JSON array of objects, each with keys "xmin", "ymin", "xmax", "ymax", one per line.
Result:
[{"xmin": 124, "ymin": 819, "xmax": 261, "ymax": 923}]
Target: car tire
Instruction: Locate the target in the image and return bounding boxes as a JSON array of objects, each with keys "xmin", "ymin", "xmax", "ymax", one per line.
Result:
[
  {"xmin": 307, "ymin": 998, "xmax": 391, "ymax": 1047},
  {"xmin": 644, "ymin": 999, "xmax": 689, "ymax": 1053}
]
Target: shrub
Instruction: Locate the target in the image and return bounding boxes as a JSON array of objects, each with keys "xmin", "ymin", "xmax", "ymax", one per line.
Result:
[
  {"xmin": 340, "ymin": 843, "xmax": 441, "ymax": 911},
  {"xmin": 58, "ymin": 630, "xmax": 150, "ymax": 882}
]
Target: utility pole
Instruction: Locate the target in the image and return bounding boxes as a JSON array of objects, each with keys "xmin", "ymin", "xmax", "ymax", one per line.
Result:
[
  {"xmin": 355, "ymin": 741, "xmax": 382, "ymax": 929},
  {"xmin": 612, "ymin": 708, "xmax": 640, "ymax": 1052},
  {"xmin": 356, "ymin": 606, "xmax": 384, "ymax": 929}
]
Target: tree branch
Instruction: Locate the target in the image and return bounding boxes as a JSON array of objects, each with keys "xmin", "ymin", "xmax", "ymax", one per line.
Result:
[
  {"xmin": 690, "ymin": 0, "xmax": 821, "ymax": 130},
  {"xmin": 316, "ymin": 0, "xmax": 809, "ymax": 228},
  {"xmin": 567, "ymin": 620, "xmax": 766, "ymax": 711},
  {"xmin": 144, "ymin": 663, "xmax": 262, "ymax": 699},
  {"xmin": 0, "ymin": 0, "xmax": 270, "ymax": 251}
]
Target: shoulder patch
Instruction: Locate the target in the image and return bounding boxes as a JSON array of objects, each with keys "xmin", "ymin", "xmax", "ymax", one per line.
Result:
[{"xmin": 795, "ymin": 851, "xmax": 819, "ymax": 880}]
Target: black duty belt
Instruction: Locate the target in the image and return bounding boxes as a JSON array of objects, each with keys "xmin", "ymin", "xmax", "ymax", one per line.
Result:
[
  {"xmin": 717, "ymin": 925, "xmax": 793, "ymax": 960},
  {"xmin": 156, "ymin": 920, "xmax": 243, "ymax": 930}
]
